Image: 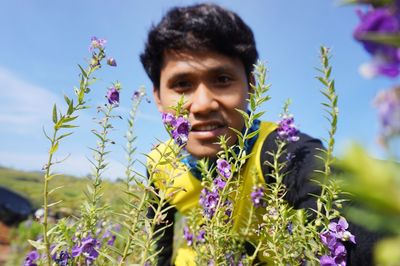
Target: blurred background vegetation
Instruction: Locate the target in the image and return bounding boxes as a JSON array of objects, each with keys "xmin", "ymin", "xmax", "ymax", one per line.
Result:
[{"xmin": 0, "ymin": 166, "xmax": 125, "ymax": 265}]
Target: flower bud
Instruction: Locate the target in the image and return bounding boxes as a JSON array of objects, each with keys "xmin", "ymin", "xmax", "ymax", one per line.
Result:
[{"xmin": 107, "ymin": 57, "xmax": 117, "ymax": 67}]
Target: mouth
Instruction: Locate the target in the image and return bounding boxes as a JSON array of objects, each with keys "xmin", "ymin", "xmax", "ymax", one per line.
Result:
[
  {"xmin": 190, "ymin": 121, "xmax": 227, "ymax": 140},
  {"xmin": 191, "ymin": 121, "xmax": 226, "ymax": 131}
]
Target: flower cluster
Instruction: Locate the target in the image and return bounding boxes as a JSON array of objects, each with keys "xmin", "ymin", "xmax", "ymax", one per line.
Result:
[
  {"xmin": 183, "ymin": 226, "xmax": 206, "ymax": 246},
  {"xmin": 183, "ymin": 226, "xmax": 194, "ymax": 246},
  {"xmin": 320, "ymin": 217, "xmax": 356, "ymax": 266},
  {"xmin": 107, "ymin": 86, "xmax": 120, "ymax": 105},
  {"xmin": 374, "ymin": 86, "xmax": 400, "ymax": 140},
  {"xmin": 88, "ymin": 36, "xmax": 119, "ymax": 70},
  {"xmin": 162, "ymin": 112, "xmax": 191, "ymax": 146},
  {"xmin": 24, "ymin": 250, "xmax": 39, "ymax": 266},
  {"xmin": 213, "ymin": 158, "xmax": 232, "ymax": 190},
  {"xmin": 277, "ymin": 115, "xmax": 299, "ymax": 142},
  {"xmin": 72, "ymin": 236, "xmax": 101, "ymax": 264},
  {"xmin": 199, "ymin": 188, "xmax": 219, "ymax": 219},
  {"xmin": 89, "ymin": 36, "xmax": 107, "ymax": 52},
  {"xmin": 52, "ymin": 250, "xmax": 71, "ymax": 266},
  {"xmin": 353, "ymin": 2, "xmax": 400, "ymax": 78},
  {"xmin": 251, "ymin": 185, "xmax": 265, "ymax": 207}
]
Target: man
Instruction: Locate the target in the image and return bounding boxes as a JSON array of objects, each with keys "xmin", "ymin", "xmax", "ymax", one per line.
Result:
[{"xmin": 140, "ymin": 3, "xmax": 378, "ymax": 265}]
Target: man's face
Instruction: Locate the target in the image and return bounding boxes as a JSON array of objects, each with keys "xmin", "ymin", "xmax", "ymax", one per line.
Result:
[{"xmin": 153, "ymin": 50, "xmax": 249, "ymax": 159}]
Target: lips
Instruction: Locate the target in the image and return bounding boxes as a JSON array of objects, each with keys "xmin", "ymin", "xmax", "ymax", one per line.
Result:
[
  {"xmin": 190, "ymin": 121, "xmax": 227, "ymax": 140},
  {"xmin": 191, "ymin": 122, "xmax": 225, "ymax": 132}
]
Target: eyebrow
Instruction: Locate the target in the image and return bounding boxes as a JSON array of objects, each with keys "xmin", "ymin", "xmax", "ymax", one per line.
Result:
[{"xmin": 167, "ymin": 65, "xmax": 237, "ymax": 81}]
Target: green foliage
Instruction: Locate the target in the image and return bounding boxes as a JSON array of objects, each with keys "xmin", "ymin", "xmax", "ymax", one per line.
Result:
[
  {"xmin": 338, "ymin": 145, "xmax": 400, "ymax": 233},
  {"xmin": 0, "ymin": 167, "xmax": 123, "ymax": 214}
]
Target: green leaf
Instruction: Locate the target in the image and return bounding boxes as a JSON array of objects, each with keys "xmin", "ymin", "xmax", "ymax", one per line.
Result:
[
  {"xmin": 63, "ymin": 115, "xmax": 78, "ymax": 123},
  {"xmin": 317, "ymin": 77, "xmax": 328, "ymax": 86},
  {"xmin": 375, "ymin": 237, "xmax": 400, "ymax": 265},
  {"xmin": 46, "ymin": 173, "xmax": 62, "ymax": 181},
  {"xmin": 57, "ymin": 132, "xmax": 73, "ymax": 141},
  {"xmin": 361, "ymin": 32, "xmax": 400, "ymax": 47},
  {"xmin": 28, "ymin": 239, "xmax": 45, "ymax": 250},
  {"xmin": 78, "ymin": 64, "xmax": 88, "ymax": 78},
  {"xmin": 64, "ymin": 94, "xmax": 71, "ymax": 105},
  {"xmin": 47, "ymin": 200, "xmax": 63, "ymax": 207},
  {"xmin": 59, "ymin": 124, "xmax": 78, "ymax": 128},
  {"xmin": 246, "ymin": 129, "xmax": 260, "ymax": 139},
  {"xmin": 49, "ymin": 141, "xmax": 59, "ymax": 155},
  {"xmin": 42, "ymin": 126, "xmax": 52, "ymax": 142},
  {"xmin": 52, "ymin": 104, "xmax": 58, "ymax": 124},
  {"xmin": 67, "ymin": 99, "xmax": 74, "ymax": 115},
  {"xmin": 236, "ymin": 109, "xmax": 250, "ymax": 121},
  {"xmin": 48, "ymin": 185, "xmax": 64, "ymax": 195}
]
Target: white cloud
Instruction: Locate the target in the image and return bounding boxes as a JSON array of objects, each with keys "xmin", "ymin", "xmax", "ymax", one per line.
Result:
[{"xmin": 0, "ymin": 66, "xmax": 61, "ymax": 135}]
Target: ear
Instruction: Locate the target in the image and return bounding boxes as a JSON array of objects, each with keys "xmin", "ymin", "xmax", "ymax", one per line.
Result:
[{"xmin": 153, "ymin": 86, "xmax": 164, "ymax": 113}]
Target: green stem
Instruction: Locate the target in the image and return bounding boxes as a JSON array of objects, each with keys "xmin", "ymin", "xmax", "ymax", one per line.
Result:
[{"xmin": 42, "ymin": 129, "xmax": 58, "ymax": 265}]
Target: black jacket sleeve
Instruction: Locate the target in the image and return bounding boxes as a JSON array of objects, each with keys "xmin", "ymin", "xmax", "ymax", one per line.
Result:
[
  {"xmin": 146, "ymin": 174, "xmax": 176, "ymax": 266},
  {"xmin": 260, "ymin": 130, "xmax": 383, "ymax": 266}
]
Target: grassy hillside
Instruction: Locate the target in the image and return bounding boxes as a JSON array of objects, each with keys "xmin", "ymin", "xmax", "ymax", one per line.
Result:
[{"xmin": 0, "ymin": 166, "xmax": 126, "ymax": 214}]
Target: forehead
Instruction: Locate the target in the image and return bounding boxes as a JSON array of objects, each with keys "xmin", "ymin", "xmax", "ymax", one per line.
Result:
[{"xmin": 160, "ymin": 50, "xmax": 245, "ymax": 79}]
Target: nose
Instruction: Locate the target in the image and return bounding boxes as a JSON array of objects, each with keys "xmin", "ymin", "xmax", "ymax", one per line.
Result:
[{"xmin": 187, "ymin": 83, "xmax": 219, "ymax": 115}]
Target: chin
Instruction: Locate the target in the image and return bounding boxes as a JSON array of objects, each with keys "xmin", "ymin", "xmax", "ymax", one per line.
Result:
[{"xmin": 186, "ymin": 143, "xmax": 220, "ymax": 160}]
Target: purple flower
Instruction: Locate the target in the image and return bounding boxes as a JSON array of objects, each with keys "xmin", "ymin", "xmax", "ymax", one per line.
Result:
[
  {"xmin": 172, "ymin": 116, "xmax": 190, "ymax": 146},
  {"xmin": 332, "ymin": 242, "xmax": 347, "ymax": 266},
  {"xmin": 328, "ymin": 217, "xmax": 356, "ymax": 244},
  {"xmin": 132, "ymin": 89, "xmax": 145, "ymax": 100},
  {"xmin": 287, "ymin": 222, "xmax": 293, "ymax": 235},
  {"xmin": 223, "ymin": 199, "xmax": 233, "ymax": 223},
  {"xmin": 277, "ymin": 115, "xmax": 299, "ymax": 142},
  {"xmin": 102, "ymin": 229, "xmax": 116, "ymax": 246},
  {"xmin": 197, "ymin": 229, "xmax": 206, "ymax": 242},
  {"xmin": 354, "ymin": 8, "xmax": 400, "ymax": 77},
  {"xmin": 320, "ymin": 255, "xmax": 336, "ymax": 266},
  {"xmin": 107, "ymin": 57, "xmax": 117, "ymax": 67},
  {"xmin": 320, "ymin": 230, "xmax": 337, "ymax": 250},
  {"xmin": 374, "ymin": 87, "xmax": 400, "ymax": 140},
  {"xmin": 52, "ymin": 250, "xmax": 71, "ymax": 266},
  {"xmin": 161, "ymin": 113, "xmax": 191, "ymax": 146},
  {"xmin": 183, "ymin": 226, "xmax": 193, "ymax": 246},
  {"xmin": 24, "ymin": 250, "xmax": 39, "ymax": 266},
  {"xmin": 251, "ymin": 185, "xmax": 265, "ymax": 207},
  {"xmin": 216, "ymin": 158, "xmax": 231, "ymax": 179},
  {"xmin": 72, "ymin": 236, "xmax": 101, "ymax": 264},
  {"xmin": 89, "ymin": 36, "xmax": 107, "ymax": 52},
  {"xmin": 320, "ymin": 217, "xmax": 355, "ymax": 265},
  {"xmin": 199, "ymin": 188, "xmax": 219, "ymax": 219},
  {"xmin": 162, "ymin": 112, "xmax": 176, "ymax": 127},
  {"xmin": 213, "ymin": 176, "xmax": 226, "ymax": 190},
  {"xmin": 106, "ymin": 87, "xmax": 119, "ymax": 105}
]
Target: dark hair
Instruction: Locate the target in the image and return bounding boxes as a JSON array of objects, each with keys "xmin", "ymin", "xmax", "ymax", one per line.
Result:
[{"xmin": 140, "ymin": 3, "xmax": 258, "ymax": 88}]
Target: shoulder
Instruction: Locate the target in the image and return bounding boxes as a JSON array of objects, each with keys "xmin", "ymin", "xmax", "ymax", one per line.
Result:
[{"xmin": 259, "ymin": 129, "xmax": 325, "ymax": 209}]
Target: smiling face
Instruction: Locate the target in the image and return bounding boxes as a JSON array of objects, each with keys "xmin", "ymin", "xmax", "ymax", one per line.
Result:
[{"xmin": 153, "ymin": 50, "xmax": 250, "ymax": 159}]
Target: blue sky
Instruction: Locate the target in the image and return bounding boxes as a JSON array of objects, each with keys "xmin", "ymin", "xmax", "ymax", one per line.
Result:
[{"xmin": 0, "ymin": 0, "xmax": 395, "ymax": 179}]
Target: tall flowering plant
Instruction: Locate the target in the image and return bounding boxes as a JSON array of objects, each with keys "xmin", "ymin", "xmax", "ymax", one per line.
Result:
[
  {"xmin": 181, "ymin": 49, "xmax": 355, "ymax": 265},
  {"xmin": 20, "ymin": 35, "xmax": 358, "ymax": 266},
  {"xmin": 340, "ymin": 0, "xmax": 400, "ymax": 264}
]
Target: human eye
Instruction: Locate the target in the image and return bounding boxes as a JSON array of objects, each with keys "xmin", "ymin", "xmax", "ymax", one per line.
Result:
[
  {"xmin": 171, "ymin": 80, "xmax": 193, "ymax": 92},
  {"xmin": 214, "ymin": 74, "xmax": 233, "ymax": 87}
]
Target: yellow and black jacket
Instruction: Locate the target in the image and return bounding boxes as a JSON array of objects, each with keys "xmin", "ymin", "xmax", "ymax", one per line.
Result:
[{"xmin": 147, "ymin": 122, "xmax": 380, "ymax": 266}]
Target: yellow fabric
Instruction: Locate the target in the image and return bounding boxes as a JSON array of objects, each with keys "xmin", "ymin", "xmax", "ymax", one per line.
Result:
[{"xmin": 147, "ymin": 122, "xmax": 276, "ymax": 265}]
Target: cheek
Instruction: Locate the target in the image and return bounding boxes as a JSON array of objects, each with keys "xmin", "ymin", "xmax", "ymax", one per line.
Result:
[{"xmin": 159, "ymin": 92, "xmax": 181, "ymax": 112}]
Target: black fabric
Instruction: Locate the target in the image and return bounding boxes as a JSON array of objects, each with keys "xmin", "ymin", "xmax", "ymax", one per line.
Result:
[
  {"xmin": 146, "ymin": 190, "xmax": 176, "ymax": 266},
  {"xmin": 149, "ymin": 130, "xmax": 381, "ymax": 265},
  {"xmin": 261, "ymin": 131, "xmax": 382, "ymax": 266}
]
